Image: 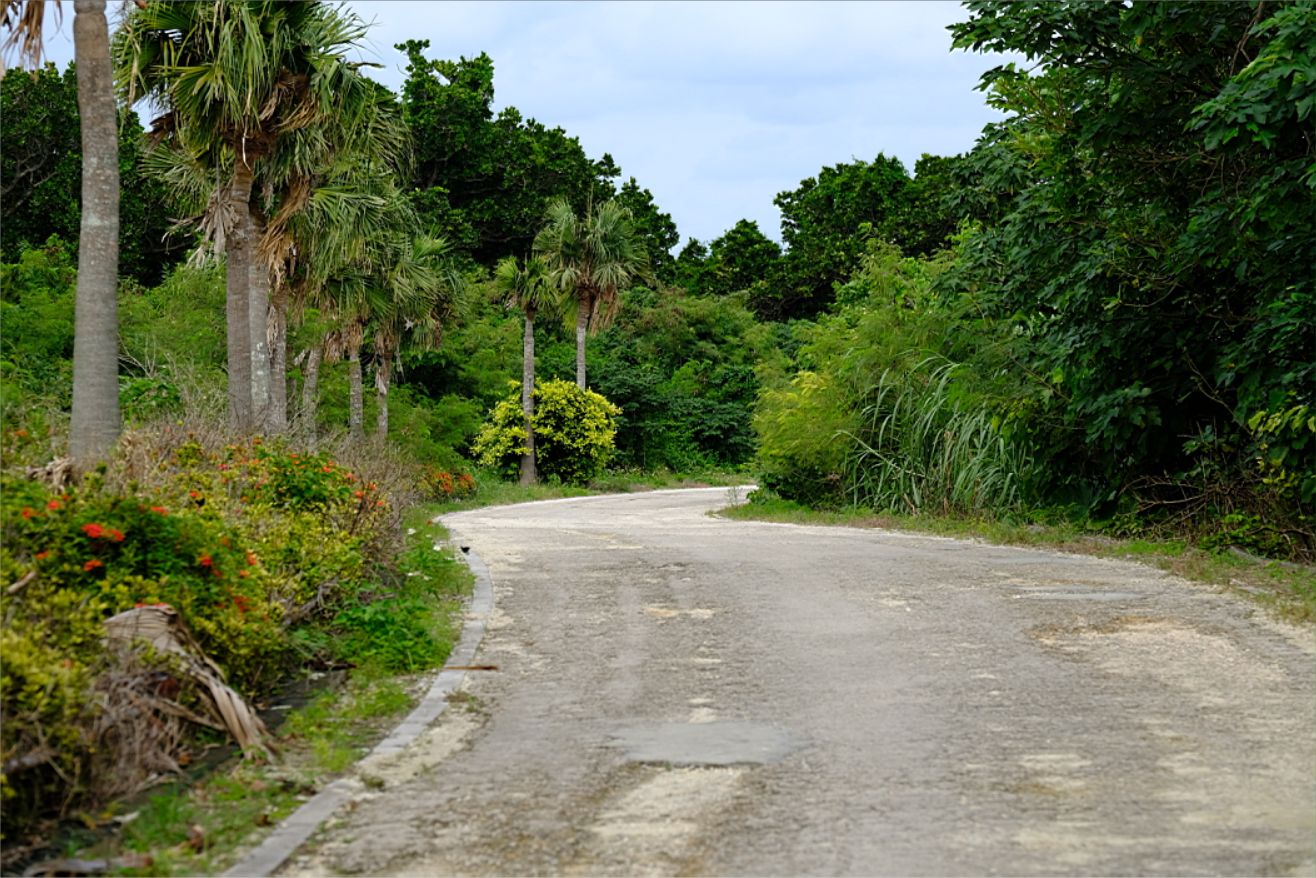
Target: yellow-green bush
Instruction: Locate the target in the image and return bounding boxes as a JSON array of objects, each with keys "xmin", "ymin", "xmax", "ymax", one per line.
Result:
[{"xmin": 472, "ymin": 379, "xmax": 621, "ymax": 484}]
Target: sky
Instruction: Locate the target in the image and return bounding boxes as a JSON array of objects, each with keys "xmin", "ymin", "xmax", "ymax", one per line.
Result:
[{"xmin": 35, "ymin": 0, "xmax": 1016, "ymax": 249}]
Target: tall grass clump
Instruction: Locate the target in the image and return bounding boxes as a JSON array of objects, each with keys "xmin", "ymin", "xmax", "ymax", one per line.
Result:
[{"xmin": 843, "ymin": 357, "xmax": 1032, "ymax": 515}]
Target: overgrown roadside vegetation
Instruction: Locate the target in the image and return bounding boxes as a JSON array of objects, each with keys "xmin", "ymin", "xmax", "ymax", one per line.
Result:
[
  {"xmin": 721, "ymin": 496, "xmax": 1316, "ymax": 624},
  {"xmin": 1, "ymin": 501, "xmax": 470, "ymax": 876}
]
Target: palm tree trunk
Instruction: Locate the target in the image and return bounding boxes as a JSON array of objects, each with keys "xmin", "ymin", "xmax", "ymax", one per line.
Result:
[
  {"xmin": 575, "ymin": 295, "xmax": 589, "ymax": 389},
  {"xmin": 268, "ymin": 282, "xmax": 289, "ymax": 434},
  {"xmin": 348, "ymin": 343, "xmax": 364, "ymax": 440},
  {"xmin": 226, "ymin": 161, "xmax": 255, "ymax": 433},
  {"xmin": 68, "ymin": 0, "xmax": 120, "ymax": 466},
  {"xmin": 300, "ymin": 344, "xmax": 321, "ymax": 442},
  {"xmin": 520, "ymin": 311, "xmax": 536, "ymax": 485},
  {"xmin": 248, "ymin": 208, "xmax": 271, "ymax": 431},
  {"xmin": 375, "ymin": 353, "xmax": 391, "ymax": 438}
]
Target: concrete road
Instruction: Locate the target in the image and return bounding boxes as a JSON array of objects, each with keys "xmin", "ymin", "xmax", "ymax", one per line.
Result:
[{"xmin": 283, "ymin": 488, "xmax": 1315, "ymax": 877}]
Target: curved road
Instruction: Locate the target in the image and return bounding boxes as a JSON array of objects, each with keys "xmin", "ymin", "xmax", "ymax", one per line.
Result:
[{"xmin": 284, "ymin": 488, "xmax": 1314, "ymax": 877}]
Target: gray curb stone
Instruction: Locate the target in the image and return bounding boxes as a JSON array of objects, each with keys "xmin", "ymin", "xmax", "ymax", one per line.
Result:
[{"xmin": 223, "ymin": 522, "xmax": 493, "ymax": 878}]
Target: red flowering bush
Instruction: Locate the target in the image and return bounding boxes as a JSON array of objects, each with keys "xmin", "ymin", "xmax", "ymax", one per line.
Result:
[
  {"xmin": 0, "ymin": 432, "xmax": 417, "ymax": 830},
  {"xmin": 420, "ymin": 468, "xmax": 477, "ymax": 502}
]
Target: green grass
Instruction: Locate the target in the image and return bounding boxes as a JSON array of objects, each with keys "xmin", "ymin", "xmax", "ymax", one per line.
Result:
[{"xmin": 722, "ymin": 495, "xmax": 1316, "ymax": 623}]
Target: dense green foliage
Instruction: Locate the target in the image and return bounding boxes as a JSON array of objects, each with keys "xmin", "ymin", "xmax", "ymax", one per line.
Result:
[
  {"xmin": 0, "ymin": 63, "xmax": 187, "ymax": 284},
  {"xmin": 942, "ymin": 1, "xmax": 1314, "ymax": 534},
  {"xmin": 399, "ymin": 41, "xmax": 621, "ymax": 267},
  {"xmin": 751, "ymin": 0, "xmax": 1313, "ymax": 557}
]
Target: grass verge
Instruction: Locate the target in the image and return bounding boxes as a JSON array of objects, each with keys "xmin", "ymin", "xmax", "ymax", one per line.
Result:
[
  {"xmin": 42, "ymin": 505, "xmax": 472, "ymax": 877},
  {"xmin": 721, "ymin": 495, "xmax": 1316, "ymax": 624}
]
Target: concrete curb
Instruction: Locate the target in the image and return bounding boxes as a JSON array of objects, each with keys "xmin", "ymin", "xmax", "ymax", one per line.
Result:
[{"xmin": 222, "ymin": 523, "xmax": 494, "ymax": 878}]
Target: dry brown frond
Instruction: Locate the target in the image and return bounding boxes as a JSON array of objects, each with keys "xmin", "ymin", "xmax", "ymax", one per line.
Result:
[{"xmin": 0, "ymin": 0, "xmax": 57, "ymax": 71}]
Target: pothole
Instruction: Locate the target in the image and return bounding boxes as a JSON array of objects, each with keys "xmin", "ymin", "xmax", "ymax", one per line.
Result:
[{"xmin": 609, "ymin": 721, "xmax": 800, "ymax": 766}]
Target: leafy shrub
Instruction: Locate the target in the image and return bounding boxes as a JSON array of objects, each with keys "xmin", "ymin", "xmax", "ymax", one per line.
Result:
[
  {"xmin": 1249, "ymin": 404, "xmax": 1315, "ymax": 512},
  {"xmin": 754, "ymin": 371, "xmax": 855, "ymax": 507},
  {"xmin": 471, "ymin": 379, "xmax": 621, "ymax": 484},
  {"xmin": 0, "ymin": 237, "xmax": 76, "ymax": 408},
  {"xmin": 0, "ymin": 428, "xmax": 414, "ymax": 834},
  {"xmin": 420, "ymin": 468, "xmax": 477, "ymax": 502}
]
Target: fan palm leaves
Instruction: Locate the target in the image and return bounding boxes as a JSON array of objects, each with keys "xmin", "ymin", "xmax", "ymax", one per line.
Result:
[
  {"xmin": 287, "ymin": 172, "xmax": 459, "ymax": 440},
  {"xmin": 369, "ymin": 235, "xmax": 461, "ymax": 436},
  {"xmin": 494, "ymin": 255, "xmax": 554, "ymax": 483},
  {"xmin": 534, "ymin": 197, "xmax": 649, "ymax": 389},
  {"xmin": 113, "ymin": 0, "xmax": 388, "ymax": 433}
]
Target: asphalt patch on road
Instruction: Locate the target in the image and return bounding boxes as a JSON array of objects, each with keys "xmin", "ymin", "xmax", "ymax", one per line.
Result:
[{"xmin": 609, "ymin": 721, "xmax": 800, "ymax": 766}]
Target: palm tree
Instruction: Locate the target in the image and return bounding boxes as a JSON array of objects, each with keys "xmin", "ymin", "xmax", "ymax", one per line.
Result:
[
  {"xmin": 285, "ymin": 173, "xmax": 428, "ymax": 440},
  {"xmin": 370, "ymin": 236, "xmax": 461, "ymax": 438},
  {"xmin": 114, "ymin": 0, "xmax": 379, "ymax": 433},
  {"xmin": 257, "ymin": 79, "xmax": 410, "ymax": 434},
  {"xmin": 3, "ymin": 0, "xmax": 120, "ymax": 466},
  {"xmin": 139, "ymin": 80, "xmax": 410, "ymax": 437},
  {"xmin": 533, "ymin": 197, "xmax": 649, "ymax": 389},
  {"xmin": 493, "ymin": 255, "xmax": 553, "ymax": 484}
]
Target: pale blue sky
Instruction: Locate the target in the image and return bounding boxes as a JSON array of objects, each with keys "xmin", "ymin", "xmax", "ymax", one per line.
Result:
[{"xmin": 36, "ymin": 0, "xmax": 1015, "ymax": 248}]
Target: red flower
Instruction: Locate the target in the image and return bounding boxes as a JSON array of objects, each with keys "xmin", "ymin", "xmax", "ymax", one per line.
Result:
[
  {"xmin": 82, "ymin": 523, "xmax": 105, "ymax": 539},
  {"xmin": 321, "ymin": 465, "xmax": 334, "ymax": 473},
  {"xmin": 239, "ymin": 569, "xmax": 249, "ymax": 579},
  {"xmin": 84, "ymin": 559, "xmax": 104, "ymax": 571},
  {"xmin": 198, "ymin": 554, "xmax": 213, "ymax": 567},
  {"xmin": 353, "ymin": 490, "xmax": 365, "ymax": 499},
  {"xmin": 35, "ymin": 551, "xmax": 50, "ymax": 561},
  {"xmin": 375, "ymin": 500, "xmax": 386, "ymax": 508},
  {"xmin": 46, "ymin": 500, "xmax": 60, "ymax": 511},
  {"xmin": 189, "ymin": 490, "xmax": 202, "ymax": 500},
  {"xmin": 20, "ymin": 507, "xmax": 35, "ymax": 519},
  {"xmin": 110, "ymin": 529, "xmax": 125, "ymax": 542},
  {"xmin": 245, "ymin": 551, "xmax": 258, "ymax": 566},
  {"xmin": 151, "ymin": 506, "xmax": 168, "ymax": 515}
]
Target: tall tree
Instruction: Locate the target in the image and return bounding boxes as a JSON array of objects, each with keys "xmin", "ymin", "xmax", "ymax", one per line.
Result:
[
  {"xmin": 766, "ymin": 154, "xmax": 912, "ymax": 320},
  {"xmin": 534, "ymin": 197, "xmax": 649, "ymax": 389},
  {"xmin": 673, "ymin": 238, "xmax": 710, "ymax": 295},
  {"xmin": 613, "ymin": 177, "xmax": 679, "ymax": 282},
  {"xmin": 2, "ymin": 0, "xmax": 121, "ymax": 465},
  {"xmin": 946, "ymin": 0, "xmax": 1316, "ymax": 502},
  {"xmin": 0, "ymin": 62, "xmax": 187, "ymax": 283},
  {"xmin": 257, "ymin": 79, "xmax": 411, "ymax": 433},
  {"xmin": 494, "ymin": 255, "xmax": 553, "ymax": 484},
  {"xmin": 370, "ymin": 236, "xmax": 461, "ymax": 437},
  {"xmin": 398, "ymin": 40, "xmax": 621, "ymax": 265},
  {"xmin": 705, "ymin": 219, "xmax": 780, "ymax": 298},
  {"xmin": 115, "ymin": 0, "xmax": 379, "ymax": 433}
]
